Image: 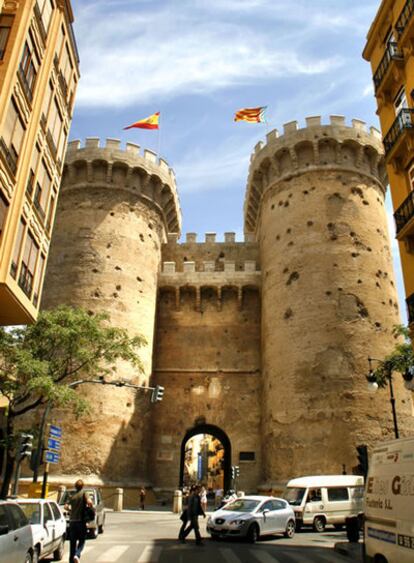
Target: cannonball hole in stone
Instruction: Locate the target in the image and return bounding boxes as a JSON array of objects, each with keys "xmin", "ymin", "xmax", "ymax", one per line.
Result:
[
  {"xmin": 303, "ymin": 190, "xmax": 309, "ymax": 195},
  {"xmin": 127, "ymin": 403, "xmax": 132, "ymax": 408},
  {"xmin": 375, "ymin": 322, "xmax": 382, "ymax": 328},
  {"xmin": 107, "ymin": 243, "xmax": 112, "ymax": 249},
  {"xmin": 279, "ymin": 201, "xmax": 283, "ymax": 206},
  {"xmin": 286, "ymin": 272, "xmax": 300, "ymax": 285},
  {"xmin": 115, "ymin": 266, "xmax": 122, "ymax": 271},
  {"xmin": 283, "ymin": 267, "xmax": 289, "ymax": 274},
  {"xmin": 271, "ymin": 204, "xmax": 275, "ymax": 210},
  {"xmin": 116, "ymin": 285, "xmax": 121, "ymax": 291},
  {"xmin": 286, "ymin": 228, "xmax": 291, "ymax": 234},
  {"xmin": 137, "ymin": 276, "xmax": 143, "ymax": 282},
  {"xmin": 92, "ymin": 268, "xmax": 99, "ymax": 273},
  {"xmin": 288, "ymin": 241, "xmax": 294, "ymax": 246},
  {"xmin": 113, "ymin": 292, "xmax": 119, "ymax": 298},
  {"xmin": 219, "ymin": 252, "xmax": 225, "ymax": 258},
  {"xmin": 288, "ymin": 194, "xmax": 293, "ymax": 198},
  {"xmin": 139, "ymin": 234, "xmax": 144, "ymax": 242},
  {"xmin": 363, "ymin": 200, "xmax": 369, "ymax": 205},
  {"xmin": 284, "ymin": 308, "xmax": 293, "ymax": 320},
  {"xmin": 276, "ymin": 235, "xmax": 280, "ymax": 240},
  {"xmin": 284, "ymin": 201, "xmax": 289, "ymax": 207},
  {"xmin": 351, "ymin": 253, "xmax": 359, "ymax": 258},
  {"xmin": 358, "ymin": 280, "xmax": 362, "ymax": 284},
  {"xmin": 376, "ymin": 282, "xmax": 381, "ymax": 288},
  {"xmin": 307, "ymin": 221, "xmax": 313, "ymax": 226},
  {"xmin": 326, "ymin": 291, "xmax": 332, "ymax": 296}
]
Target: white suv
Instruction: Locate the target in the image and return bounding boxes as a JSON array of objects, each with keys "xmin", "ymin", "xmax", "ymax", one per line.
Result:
[
  {"xmin": 0, "ymin": 500, "xmax": 34, "ymax": 563},
  {"xmin": 17, "ymin": 499, "xmax": 66, "ymax": 562}
]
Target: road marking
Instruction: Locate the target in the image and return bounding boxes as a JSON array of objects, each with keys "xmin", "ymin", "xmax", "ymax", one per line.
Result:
[
  {"xmin": 96, "ymin": 545, "xmax": 129, "ymax": 561},
  {"xmin": 251, "ymin": 550, "xmax": 281, "ymax": 563},
  {"xmin": 137, "ymin": 546, "xmax": 162, "ymax": 562},
  {"xmin": 219, "ymin": 548, "xmax": 242, "ymax": 563}
]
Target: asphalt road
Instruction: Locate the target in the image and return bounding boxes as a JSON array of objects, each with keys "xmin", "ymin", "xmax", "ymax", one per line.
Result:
[{"xmin": 59, "ymin": 511, "xmax": 353, "ymax": 563}]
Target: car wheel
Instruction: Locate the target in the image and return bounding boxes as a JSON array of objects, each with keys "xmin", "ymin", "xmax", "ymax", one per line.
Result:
[
  {"xmin": 32, "ymin": 547, "xmax": 40, "ymax": 563},
  {"xmin": 53, "ymin": 537, "xmax": 65, "ymax": 561},
  {"xmin": 24, "ymin": 552, "xmax": 33, "ymax": 563},
  {"xmin": 246, "ymin": 523, "xmax": 259, "ymax": 543},
  {"xmin": 313, "ymin": 516, "xmax": 326, "ymax": 533},
  {"xmin": 284, "ymin": 519, "xmax": 295, "ymax": 538}
]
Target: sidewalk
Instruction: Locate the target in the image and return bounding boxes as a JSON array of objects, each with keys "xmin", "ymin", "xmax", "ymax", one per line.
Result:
[{"xmin": 334, "ymin": 541, "xmax": 363, "ymax": 561}]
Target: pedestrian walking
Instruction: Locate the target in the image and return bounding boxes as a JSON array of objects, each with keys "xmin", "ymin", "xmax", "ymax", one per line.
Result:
[
  {"xmin": 139, "ymin": 486, "xmax": 146, "ymax": 510},
  {"xmin": 215, "ymin": 487, "xmax": 223, "ymax": 508},
  {"xmin": 65, "ymin": 479, "xmax": 93, "ymax": 563},
  {"xmin": 182, "ymin": 484, "xmax": 206, "ymax": 545},
  {"xmin": 200, "ymin": 485, "xmax": 208, "ymax": 513}
]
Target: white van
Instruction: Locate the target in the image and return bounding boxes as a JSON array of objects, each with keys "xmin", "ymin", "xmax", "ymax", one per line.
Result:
[
  {"xmin": 364, "ymin": 437, "xmax": 414, "ymax": 563},
  {"xmin": 284, "ymin": 475, "xmax": 364, "ymax": 532}
]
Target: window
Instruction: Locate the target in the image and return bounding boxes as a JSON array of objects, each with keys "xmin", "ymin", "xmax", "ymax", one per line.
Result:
[
  {"xmin": 19, "ymin": 231, "xmax": 39, "ymax": 298},
  {"xmin": 43, "ymin": 502, "xmax": 53, "ymax": 523},
  {"xmin": 271, "ymin": 500, "xmax": 287, "ymax": 511},
  {"xmin": 394, "ymin": 88, "xmax": 408, "ymax": 115},
  {"xmin": 259, "ymin": 500, "xmax": 273, "ymax": 512},
  {"xmin": 50, "ymin": 502, "xmax": 62, "ymax": 521},
  {"xmin": 34, "ymin": 160, "xmax": 52, "ymax": 220},
  {"xmin": 57, "ymin": 127, "xmax": 67, "ymax": 162},
  {"xmin": 61, "ymin": 43, "xmax": 73, "ymax": 87},
  {"xmin": 8, "ymin": 504, "xmax": 28, "ymax": 530},
  {"xmin": 2, "ymin": 99, "xmax": 25, "ymax": 167},
  {"xmin": 327, "ymin": 488, "xmax": 349, "ymax": 502},
  {"xmin": 11, "ymin": 219, "xmax": 25, "ymax": 278},
  {"xmin": 37, "ymin": 0, "xmax": 53, "ymax": 32},
  {"xmin": 27, "ymin": 145, "xmax": 41, "ymax": 197},
  {"xmin": 307, "ymin": 489, "xmax": 322, "ymax": 503},
  {"xmin": 46, "ymin": 191, "xmax": 56, "ymax": 231},
  {"xmin": 239, "ymin": 452, "xmax": 255, "ymax": 462},
  {"xmin": 0, "ymin": 15, "xmax": 14, "ymax": 60},
  {"xmin": 408, "ymin": 163, "xmax": 414, "ymax": 191},
  {"xmin": 48, "ymin": 98, "xmax": 63, "ymax": 151},
  {"xmin": 0, "ymin": 193, "xmax": 8, "ymax": 240},
  {"xmin": 42, "ymin": 81, "xmax": 53, "ymax": 122},
  {"xmin": 19, "ymin": 31, "xmax": 40, "ymax": 100}
]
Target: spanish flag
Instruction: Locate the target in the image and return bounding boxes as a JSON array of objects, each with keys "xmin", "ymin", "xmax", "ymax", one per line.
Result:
[
  {"xmin": 124, "ymin": 112, "xmax": 160, "ymax": 130},
  {"xmin": 234, "ymin": 106, "xmax": 267, "ymax": 124}
]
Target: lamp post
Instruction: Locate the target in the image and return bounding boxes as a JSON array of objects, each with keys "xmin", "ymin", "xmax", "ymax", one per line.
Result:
[{"xmin": 366, "ymin": 357, "xmax": 399, "ymax": 439}]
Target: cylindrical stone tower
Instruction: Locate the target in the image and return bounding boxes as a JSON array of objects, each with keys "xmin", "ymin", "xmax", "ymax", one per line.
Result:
[
  {"xmin": 245, "ymin": 115, "xmax": 414, "ymax": 486},
  {"xmin": 42, "ymin": 137, "xmax": 181, "ymax": 483}
]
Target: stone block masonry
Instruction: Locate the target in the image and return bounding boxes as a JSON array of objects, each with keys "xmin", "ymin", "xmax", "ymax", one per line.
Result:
[{"xmin": 40, "ymin": 117, "xmax": 414, "ymax": 493}]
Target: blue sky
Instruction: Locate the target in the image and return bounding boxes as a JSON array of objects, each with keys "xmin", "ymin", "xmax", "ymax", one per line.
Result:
[{"xmin": 68, "ymin": 0, "xmax": 408, "ymax": 323}]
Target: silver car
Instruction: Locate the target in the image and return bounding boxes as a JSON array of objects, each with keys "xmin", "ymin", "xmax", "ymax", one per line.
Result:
[
  {"xmin": 207, "ymin": 495, "xmax": 296, "ymax": 543},
  {"xmin": 0, "ymin": 500, "xmax": 34, "ymax": 563}
]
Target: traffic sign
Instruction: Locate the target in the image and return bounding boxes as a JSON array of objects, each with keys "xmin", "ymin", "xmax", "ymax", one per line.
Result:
[
  {"xmin": 49, "ymin": 425, "xmax": 62, "ymax": 438},
  {"xmin": 44, "ymin": 451, "xmax": 60, "ymax": 464},
  {"xmin": 47, "ymin": 438, "xmax": 61, "ymax": 451}
]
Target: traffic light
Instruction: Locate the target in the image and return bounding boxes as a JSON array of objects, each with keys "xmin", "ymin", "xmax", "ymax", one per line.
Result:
[
  {"xmin": 231, "ymin": 466, "xmax": 235, "ymax": 479},
  {"xmin": 19, "ymin": 434, "xmax": 33, "ymax": 460},
  {"xmin": 234, "ymin": 466, "xmax": 240, "ymax": 478},
  {"xmin": 356, "ymin": 445, "xmax": 369, "ymax": 478},
  {"xmin": 151, "ymin": 385, "xmax": 165, "ymax": 403}
]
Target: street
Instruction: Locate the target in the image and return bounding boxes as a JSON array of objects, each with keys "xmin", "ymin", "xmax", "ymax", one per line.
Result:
[{"xmin": 59, "ymin": 511, "xmax": 354, "ymax": 563}]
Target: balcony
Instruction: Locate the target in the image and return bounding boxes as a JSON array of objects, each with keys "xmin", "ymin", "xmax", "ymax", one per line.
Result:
[
  {"xmin": 17, "ymin": 65, "xmax": 34, "ymax": 104},
  {"xmin": 18, "ymin": 267, "xmax": 33, "ymax": 299},
  {"xmin": 396, "ymin": 0, "xmax": 414, "ymax": 45},
  {"xmin": 46, "ymin": 130, "xmax": 57, "ymax": 160},
  {"xmin": 0, "ymin": 137, "xmax": 17, "ymax": 176},
  {"xmin": 383, "ymin": 108, "xmax": 414, "ymax": 163},
  {"xmin": 406, "ymin": 292, "xmax": 414, "ymax": 324},
  {"xmin": 394, "ymin": 190, "xmax": 414, "ymax": 236},
  {"xmin": 373, "ymin": 42, "xmax": 404, "ymax": 95}
]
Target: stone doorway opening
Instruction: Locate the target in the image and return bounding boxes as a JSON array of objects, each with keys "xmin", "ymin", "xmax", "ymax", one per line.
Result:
[{"xmin": 179, "ymin": 424, "xmax": 232, "ymax": 494}]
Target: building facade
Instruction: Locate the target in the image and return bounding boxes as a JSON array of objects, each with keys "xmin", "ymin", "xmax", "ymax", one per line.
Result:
[
  {"xmin": 40, "ymin": 116, "xmax": 414, "ymax": 493},
  {"xmin": 363, "ymin": 0, "xmax": 414, "ymax": 327},
  {"xmin": 0, "ymin": 0, "xmax": 79, "ymax": 325}
]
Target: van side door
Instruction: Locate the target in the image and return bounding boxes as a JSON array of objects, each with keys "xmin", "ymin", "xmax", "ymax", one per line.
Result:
[{"xmin": 326, "ymin": 487, "xmax": 350, "ymax": 524}]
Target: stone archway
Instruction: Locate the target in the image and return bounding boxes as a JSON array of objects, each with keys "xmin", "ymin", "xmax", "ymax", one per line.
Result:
[{"xmin": 179, "ymin": 424, "xmax": 232, "ymax": 492}]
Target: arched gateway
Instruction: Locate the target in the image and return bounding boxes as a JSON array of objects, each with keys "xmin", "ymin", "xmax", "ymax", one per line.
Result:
[{"xmin": 179, "ymin": 424, "xmax": 232, "ymax": 492}]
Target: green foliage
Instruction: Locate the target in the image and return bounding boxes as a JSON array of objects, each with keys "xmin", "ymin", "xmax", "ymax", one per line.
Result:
[
  {"xmin": 371, "ymin": 325, "xmax": 414, "ymax": 388},
  {"xmin": 0, "ymin": 305, "xmax": 146, "ymax": 419}
]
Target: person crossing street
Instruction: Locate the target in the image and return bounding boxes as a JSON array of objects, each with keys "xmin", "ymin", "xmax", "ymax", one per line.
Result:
[{"xmin": 182, "ymin": 484, "xmax": 206, "ymax": 545}]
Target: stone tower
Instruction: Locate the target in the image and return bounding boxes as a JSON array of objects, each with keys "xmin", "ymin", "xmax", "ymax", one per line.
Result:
[
  {"xmin": 245, "ymin": 115, "xmax": 414, "ymax": 486},
  {"xmin": 41, "ymin": 138, "xmax": 181, "ymax": 483}
]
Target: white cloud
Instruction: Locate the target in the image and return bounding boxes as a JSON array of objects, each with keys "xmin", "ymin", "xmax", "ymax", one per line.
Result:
[{"xmin": 73, "ymin": 2, "xmax": 344, "ymax": 108}]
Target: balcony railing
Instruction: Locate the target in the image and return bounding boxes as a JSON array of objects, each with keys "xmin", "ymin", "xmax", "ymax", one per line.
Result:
[
  {"xmin": 394, "ymin": 190, "xmax": 414, "ymax": 234},
  {"xmin": 396, "ymin": 0, "xmax": 414, "ymax": 37},
  {"xmin": 33, "ymin": 196, "xmax": 46, "ymax": 222},
  {"xmin": 18, "ymin": 266, "xmax": 33, "ymax": 299},
  {"xmin": 383, "ymin": 108, "xmax": 414, "ymax": 156},
  {"xmin": 373, "ymin": 42, "xmax": 403, "ymax": 92},
  {"xmin": 58, "ymin": 71, "xmax": 68, "ymax": 100},
  {"xmin": 33, "ymin": 2, "xmax": 47, "ymax": 42},
  {"xmin": 406, "ymin": 292, "xmax": 414, "ymax": 324},
  {"xmin": 26, "ymin": 172, "xmax": 35, "ymax": 198},
  {"xmin": 40, "ymin": 112, "xmax": 47, "ymax": 133},
  {"xmin": 17, "ymin": 64, "xmax": 34, "ymax": 103},
  {"xmin": 46, "ymin": 129, "xmax": 57, "ymax": 160},
  {"xmin": 0, "ymin": 137, "xmax": 17, "ymax": 176}
]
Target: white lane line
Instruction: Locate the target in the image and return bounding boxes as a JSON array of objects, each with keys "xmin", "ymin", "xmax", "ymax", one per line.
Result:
[
  {"xmin": 251, "ymin": 550, "xmax": 281, "ymax": 563},
  {"xmin": 137, "ymin": 545, "xmax": 162, "ymax": 562},
  {"xmin": 219, "ymin": 548, "xmax": 243, "ymax": 563},
  {"xmin": 96, "ymin": 545, "xmax": 129, "ymax": 562}
]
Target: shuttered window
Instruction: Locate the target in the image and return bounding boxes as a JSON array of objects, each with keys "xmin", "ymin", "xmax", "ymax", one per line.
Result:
[{"xmin": 0, "ymin": 15, "xmax": 14, "ymax": 60}]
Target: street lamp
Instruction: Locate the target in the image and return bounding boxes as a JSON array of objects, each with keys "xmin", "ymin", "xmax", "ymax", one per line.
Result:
[{"xmin": 366, "ymin": 357, "xmax": 400, "ymax": 439}]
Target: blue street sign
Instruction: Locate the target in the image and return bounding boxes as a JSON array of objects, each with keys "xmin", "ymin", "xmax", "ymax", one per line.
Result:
[
  {"xmin": 44, "ymin": 451, "xmax": 59, "ymax": 464},
  {"xmin": 49, "ymin": 425, "xmax": 62, "ymax": 438},
  {"xmin": 47, "ymin": 438, "xmax": 61, "ymax": 451}
]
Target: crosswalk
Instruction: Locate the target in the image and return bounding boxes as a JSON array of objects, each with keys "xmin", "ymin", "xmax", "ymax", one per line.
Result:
[{"xmin": 68, "ymin": 541, "xmax": 348, "ymax": 563}]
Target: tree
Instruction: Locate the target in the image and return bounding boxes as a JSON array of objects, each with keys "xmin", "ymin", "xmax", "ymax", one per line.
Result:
[
  {"xmin": 370, "ymin": 325, "xmax": 414, "ymax": 389},
  {"xmin": 0, "ymin": 306, "xmax": 145, "ymax": 498}
]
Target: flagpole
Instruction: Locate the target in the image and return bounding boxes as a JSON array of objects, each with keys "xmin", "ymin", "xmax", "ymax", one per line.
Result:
[{"xmin": 157, "ymin": 113, "xmax": 162, "ymax": 158}]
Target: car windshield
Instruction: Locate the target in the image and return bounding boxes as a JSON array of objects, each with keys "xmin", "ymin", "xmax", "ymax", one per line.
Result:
[
  {"xmin": 60, "ymin": 489, "xmax": 96, "ymax": 505},
  {"xmin": 18, "ymin": 503, "xmax": 41, "ymax": 525},
  {"xmin": 284, "ymin": 487, "xmax": 306, "ymax": 506},
  {"xmin": 222, "ymin": 499, "xmax": 260, "ymax": 512}
]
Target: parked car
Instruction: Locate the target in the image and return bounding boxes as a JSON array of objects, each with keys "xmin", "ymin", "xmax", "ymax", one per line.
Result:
[
  {"xmin": 364, "ymin": 437, "xmax": 414, "ymax": 563},
  {"xmin": 16, "ymin": 499, "xmax": 66, "ymax": 562},
  {"xmin": 0, "ymin": 500, "xmax": 34, "ymax": 563},
  {"xmin": 206, "ymin": 495, "xmax": 295, "ymax": 543},
  {"xmin": 284, "ymin": 475, "xmax": 364, "ymax": 532},
  {"xmin": 58, "ymin": 487, "xmax": 105, "ymax": 539}
]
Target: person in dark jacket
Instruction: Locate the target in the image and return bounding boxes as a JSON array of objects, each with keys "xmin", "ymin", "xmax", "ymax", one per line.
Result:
[
  {"xmin": 65, "ymin": 479, "xmax": 93, "ymax": 563},
  {"xmin": 182, "ymin": 484, "xmax": 206, "ymax": 545}
]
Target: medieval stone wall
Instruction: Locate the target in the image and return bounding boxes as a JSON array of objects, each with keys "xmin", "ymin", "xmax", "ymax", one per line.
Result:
[
  {"xmin": 41, "ymin": 138, "xmax": 181, "ymax": 484},
  {"xmin": 246, "ymin": 115, "xmax": 414, "ymax": 487}
]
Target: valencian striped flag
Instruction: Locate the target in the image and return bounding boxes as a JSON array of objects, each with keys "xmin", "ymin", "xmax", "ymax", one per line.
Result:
[
  {"xmin": 234, "ymin": 106, "xmax": 267, "ymax": 124},
  {"xmin": 124, "ymin": 112, "xmax": 160, "ymax": 130}
]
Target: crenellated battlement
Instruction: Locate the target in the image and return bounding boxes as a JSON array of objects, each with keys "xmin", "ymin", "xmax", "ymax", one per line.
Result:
[
  {"xmin": 166, "ymin": 232, "xmax": 256, "ymax": 244},
  {"xmin": 244, "ymin": 115, "xmax": 387, "ymax": 234},
  {"xmin": 63, "ymin": 138, "xmax": 181, "ymax": 234},
  {"xmin": 161, "ymin": 259, "xmax": 258, "ymax": 274}
]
